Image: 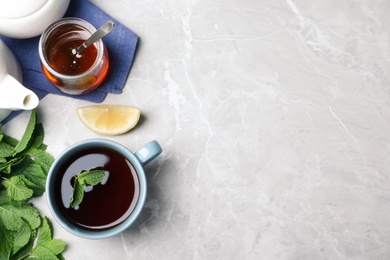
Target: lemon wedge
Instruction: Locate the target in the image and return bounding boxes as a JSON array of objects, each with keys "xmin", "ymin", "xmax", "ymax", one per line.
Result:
[{"xmin": 77, "ymin": 105, "xmax": 141, "ymax": 136}]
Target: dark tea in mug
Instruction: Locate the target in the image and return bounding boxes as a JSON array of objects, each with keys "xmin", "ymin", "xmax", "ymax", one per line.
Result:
[{"xmin": 53, "ymin": 146, "xmax": 140, "ymax": 231}]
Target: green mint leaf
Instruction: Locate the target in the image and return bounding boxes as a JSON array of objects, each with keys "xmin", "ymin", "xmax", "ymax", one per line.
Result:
[
  {"xmin": 0, "ymin": 142, "xmax": 14, "ymax": 158},
  {"xmin": 69, "ymin": 170, "xmax": 105, "ymax": 208},
  {"xmin": 10, "ymin": 236, "xmax": 35, "ymax": 260},
  {"xmin": 0, "ymin": 163, "xmax": 12, "ymax": 174},
  {"xmin": 70, "ymin": 179, "xmax": 85, "ymax": 209},
  {"xmin": 0, "ymin": 191, "xmax": 10, "ymax": 205},
  {"xmin": 0, "ymin": 220, "xmax": 14, "ymax": 260},
  {"xmin": 13, "ymin": 110, "xmax": 37, "ymax": 156},
  {"xmin": 1, "ymin": 134, "xmax": 19, "ymax": 148},
  {"xmin": 2, "ymin": 176, "xmax": 34, "ymax": 201},
  {"xmin": 0, "ymin": 203, "xmax": 24, "ymax": 231},
  {"xmin": 0, "ymin": 156, "xmax": 24, "ymax": 174},
  {"xmin": 25, "ymin": 148, "xmax": 54, "ymax": 175},
  {"xmin": 13, "ymin": 160, "xmax": 47, "ymax": 197},
  {"xmin": 79, "ymin": 170, "xmax": 106, "ymax": 186},
  {"xmin": 11, "ymin": 220, "xmax": 32, "ymax": 256},
  {"xmin": 31, "ymin": 245, "xmax": 58, "ymax": 260},
  {"xmin": 0, "ymin": 125, "xmax": 3, "ymax": 142},
  {"xmin": 37, "ymin": 217, "xmax": 52, "ymax": 246},
  {"xmin": 44, "ymin": 239, "xmax": 67, "ymax": 256},
  {"xmin": 29, "ymin": 123, "xmax": 47, "ymax": 151},
  {"xmin": 0, "ymin": 202, "xmax": 41, "ymax": 231},
  {"xmin": 34, "ymin": 217, "xmax": 66, "ymax": 257},
  {"xmin": 18, "ymin": 175, "xmax": 45, "ymax": 198}
]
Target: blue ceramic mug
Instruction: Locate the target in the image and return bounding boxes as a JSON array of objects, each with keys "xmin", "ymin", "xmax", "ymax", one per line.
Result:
[{"xmin": 46, "ymin": 139, "xmax": 162, "ymax": 239}]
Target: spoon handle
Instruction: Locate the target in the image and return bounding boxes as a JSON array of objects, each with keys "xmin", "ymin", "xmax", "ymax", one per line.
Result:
[{"xmin": 76, "ymin": 20, "xmax": 115, "ymax": 54}]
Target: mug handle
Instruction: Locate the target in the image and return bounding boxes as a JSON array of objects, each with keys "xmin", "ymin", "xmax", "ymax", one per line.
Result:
[{"xmin": 135, "ymin": 140, "xmax": 163, "ymax": 166}]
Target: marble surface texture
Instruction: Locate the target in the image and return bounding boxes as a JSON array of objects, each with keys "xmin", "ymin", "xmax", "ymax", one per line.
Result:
[{"xmin": 3, "ymin": 0, "xmax": 390, "ymax": 259}]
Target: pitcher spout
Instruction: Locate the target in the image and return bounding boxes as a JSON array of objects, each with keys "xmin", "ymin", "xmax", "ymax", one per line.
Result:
[{"xmin": 0, "ymin": 74, "xmax": 39, "ymax": 110}]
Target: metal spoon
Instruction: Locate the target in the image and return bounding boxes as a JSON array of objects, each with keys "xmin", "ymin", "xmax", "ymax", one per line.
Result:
[{"xmin": 72, "ymin": 20, "xmax": 115, "ymax": 56}]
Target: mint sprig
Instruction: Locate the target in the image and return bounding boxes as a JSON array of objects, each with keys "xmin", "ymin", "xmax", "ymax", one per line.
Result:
[
  {"xmin": 70, "ymin": 170, "xmax": 105, "ymax": 208},
  {"xmin": 0, "ymin": 111, "xmax": 66, "ymax": 260}
]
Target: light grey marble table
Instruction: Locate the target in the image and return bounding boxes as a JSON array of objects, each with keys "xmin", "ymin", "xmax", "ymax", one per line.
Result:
[{"xmin": 4, "ymin": 0, "xmax": 390, "ymax": 259}]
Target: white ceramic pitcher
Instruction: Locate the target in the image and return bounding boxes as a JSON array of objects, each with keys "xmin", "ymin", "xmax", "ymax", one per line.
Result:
[{"xmin": 0, "ymin": 39, "xmax": 39, "ymax": 122}]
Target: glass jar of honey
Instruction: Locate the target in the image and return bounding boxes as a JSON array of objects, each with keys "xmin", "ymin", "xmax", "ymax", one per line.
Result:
[{"xmin": 38, "ymin": 17, "xmax": 109, "ymax": 95}]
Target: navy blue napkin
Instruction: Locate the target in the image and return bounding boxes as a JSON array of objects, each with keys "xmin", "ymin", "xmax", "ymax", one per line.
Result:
[{"xmin": 1, "ymin": 0, "xmax": 139, "ymax": 124}]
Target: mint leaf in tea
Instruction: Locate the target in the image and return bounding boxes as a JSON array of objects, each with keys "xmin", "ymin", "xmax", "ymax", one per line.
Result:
[{"xmin": 70, "ymin": 170, "xmax": 105, "ymax": 208}]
